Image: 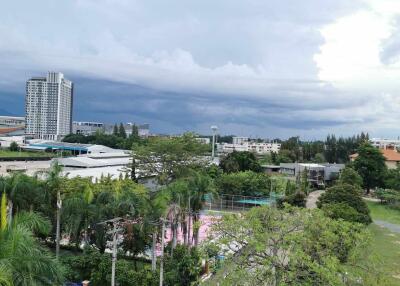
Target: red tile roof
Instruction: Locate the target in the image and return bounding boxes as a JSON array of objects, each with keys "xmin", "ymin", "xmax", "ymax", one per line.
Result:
[
  {"xmin": 0, "ymin": 127, "xmax": 24, "ymax": 134},
  {"xmin": 381, "ymin": 149, "xmax": 400, "ymax": 161},
  {"xmin": 350, "ymin": 148, "xmax": 400, "ymax": 162}
]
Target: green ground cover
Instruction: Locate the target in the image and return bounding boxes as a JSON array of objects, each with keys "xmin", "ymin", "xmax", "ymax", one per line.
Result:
[
  {"xmin": 367, "ymin": 201, "xmax": 400, "ymax": 225},
  {"xmin": 351, "ymin": 202, "xmax": 400, "ymax": 285},
  {"xmin": 365, "ymin": 224, "xmax": 400, "ymax": 285},
  {"xmin": 0, "ymin": 150, "xmax": 54, "ymax": 158}
]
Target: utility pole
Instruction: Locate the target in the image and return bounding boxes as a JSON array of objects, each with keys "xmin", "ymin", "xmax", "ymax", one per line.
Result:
[
  {"xmin": 97, "ymin": 217, "xmax": 123, "ymax": 286},
  {"xmin": 111, "ymin": 222, "xmax": 119, "ymax": 286},
  {"xmin": 97, "ymin": 217, "xmax": 143, "ymax": 286},
  {"xmin": 159, "ymin": 218, "xmax": 166, "ymax": 286}
]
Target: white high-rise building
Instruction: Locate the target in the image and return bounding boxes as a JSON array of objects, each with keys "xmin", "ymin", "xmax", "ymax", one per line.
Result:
[{"xmin": 25, "ymin": 72, "xmax": 73, "ymax": 140}]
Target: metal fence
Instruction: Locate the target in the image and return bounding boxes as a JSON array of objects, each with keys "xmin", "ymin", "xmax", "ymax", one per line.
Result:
[{"xmin": 203, "ymin": 193, "xmax": 283, "ymax": 212}]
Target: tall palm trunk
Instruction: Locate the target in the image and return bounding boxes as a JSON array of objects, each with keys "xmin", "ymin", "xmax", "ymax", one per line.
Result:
[
  {"xmin": 172, "ymin": 221, "xmax": 178, "ymax": 248},
  {"xmin": 187, "ymin": 196, "xmax": 191, "ymax": 246},
  {"xmin": 55, "ymin": 190, "xmax": 61, "ymax": 260},
  {"xmin": 151, "ymin": 231, "xmax": 157, "ymax": 271},
  {"xmin": 170, "ymin": 204, "xmax": 178, "ymax": 251},
  {"xmin": 194, "ymin": 214, "xmax": 200, "ymax": 246},
  {"xmin": 182, "ymin": 215, "xmax": 187, "ymax": 245},
  {"xmin": 187, "ymin": 214, "xmax": 191, "ymax": 246},
  {"xmin": 7, "ymin": 200, "xmax": 13, "ymax": 226}
]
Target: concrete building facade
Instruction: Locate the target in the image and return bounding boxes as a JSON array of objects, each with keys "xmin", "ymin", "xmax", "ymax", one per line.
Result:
[
  {"xmin": 0, "ymin": 116, "xmax": 25, "ymax": 136},
  {"xmin": 370, "ymin": 138, "xmax": 400, "ymax": 150},
  {"xmin": 25, "ymin": 72, "xmax": 73, "ymax": 140},
  {"xmin": 73, "ymin": 121, "xmax": 104, "ymax": 135},
  {"xmin": 217, "ymin": 137, "xmax": 281, "ymax": 155}
]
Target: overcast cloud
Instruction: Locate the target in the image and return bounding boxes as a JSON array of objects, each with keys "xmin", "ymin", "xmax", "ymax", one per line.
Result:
[{"xmin": 1, "ymin": 0, "xmax": 400, "ymax": 139}]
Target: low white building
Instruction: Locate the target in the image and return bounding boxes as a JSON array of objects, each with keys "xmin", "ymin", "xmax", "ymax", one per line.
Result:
[
  {"xmin": 0, "ymin": 136, "xmax": 25, "ymax": 148},
  {"xmin": 370, "ymin": 138, "xmax": 400, "ymax": 150},
  {"xmin": 217, "ymin": 137, "xmax": 281, "ymax": 155},
  {"xmin": 196, "ymin": 137, "xmax": 211, "ymax": 145},
  {"xmin": 73, "ymin": 121, "xmax": 104, "ymax": 135}
]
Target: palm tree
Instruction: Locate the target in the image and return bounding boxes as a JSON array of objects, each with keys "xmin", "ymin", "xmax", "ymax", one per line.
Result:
[
  {"xmin": 0, "ymin": 173, "xmax": 40, "ymax": 226},
  {"xmin": 62, "ymin": 184, "xmax": 95, "ymax": 248},
  {"xmin": 0, "ymin": 197, "xmax": 64, "ymax": 285},
  {"xmin": 187, "ymin": 172, "xmax": 216, "ymax": 246},
  {"xmin": 43, "ymin": 162, "xmax": 64, "ymax": 259}
]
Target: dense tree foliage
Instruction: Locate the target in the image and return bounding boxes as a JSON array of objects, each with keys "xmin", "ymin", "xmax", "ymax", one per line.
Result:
[
  {"xmin": 8, "ymin": 141, "xmax": 18, "ymax": 152},
  {"xmin": 118, "ymin": 123, "xmax": 127, "ymax": 139},
  {"xmin": 63, "ymin": 248, "xmax": 158, "ymax": 286},
  {"xmin": 339, "ymin": 166, "xmax": 363, "ymax": 187},
  {"xmin": 216, "ymin": 135, "xmax": 234, "ymax": 143},
  {"xmin": 219, "ymin": 151, "xmax": 261, "ymax": 173},
  {"xmin": 277, "ymin": 133, "xmax": 368, "ymax": 164},
  {"xmin": 164, "ymin": 244, "xmax": 201, "ymax": 286},
  {"xmin": 277, "ymin": 191, "xmax": 306, "ymax": 208},
  {"xmin": 207, "ymin": 205, "xmax": 369, "ymax": 285},
  {"xmin": 353, "ymin": 143, "xmax": 387, "ymax": 193},
  {"xmin": 63, "ymin": 130, "xmax": 146, "ymax": 150},
  {"xmin": 0, "ymin": 132, "xmax": 388, "ymax": 285},
  {"xmin": 0, "ymin": 207, "xmax": 64, "ymax": 285},
  {"xmin": 317, "ymin": 184, "xmax": 372, "ymax": 224},
  {"xmin": 133, "ymin": 133, "xmax": 209, "ymax": 185},
  {"xmin": 384, "ymin": 166, "xmax": 400, "ymax": 190},
  {"xmin": 215, "ymin": 171, "xmax": 270, "ymax": 197}
]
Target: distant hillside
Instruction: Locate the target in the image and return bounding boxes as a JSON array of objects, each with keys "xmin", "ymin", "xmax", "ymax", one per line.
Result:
[{"xmin": 0, "ymin": 109, "xmax": 16, "ymax": 116}]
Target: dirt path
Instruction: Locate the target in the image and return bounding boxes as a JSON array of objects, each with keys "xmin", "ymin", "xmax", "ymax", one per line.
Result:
[
  {"xmin": 374, "ymin": 220, "xmax": 400, "ymax": 233},
  {"xmin": 362, "ymin": 197, "xmax": 381, "ymax": 202},
  {"xmin": 306, "ymin": 190, "xmax": 325, "ymax": 209}
]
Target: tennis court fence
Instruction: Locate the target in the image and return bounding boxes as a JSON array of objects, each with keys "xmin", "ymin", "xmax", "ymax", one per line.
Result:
[{"xmin": 203, "ymin": 193, "xmax": 283, "ymax": 212}]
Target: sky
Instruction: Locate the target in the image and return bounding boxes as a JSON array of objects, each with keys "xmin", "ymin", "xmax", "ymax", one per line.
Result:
[{"xmin": 1, "ymin": 0, "xmax": 400, "ymax": 139}]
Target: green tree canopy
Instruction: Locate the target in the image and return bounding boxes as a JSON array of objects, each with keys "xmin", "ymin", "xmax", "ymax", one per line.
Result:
[
  {"xmin": 215, "ymin": 171, "xmax": 270, "ymax": 197},
  {"xmin": 118, "ymin": 123, "xmax": 127, "ymax": 139},
  {"xmin": 132, "ymin": 133, "xmax": 208, "ymax": 185},
  {"xmin": 113, "ymin": 124, "xmax": 119, "ymax": 136},
  {"xmin": 317, "ymin": 183, "xmax": 372, "ymax": 224},
  {"xmin": 339, "ymin": 166, "xmax": 363, "ymax": 187},
  {"xmin": 0, "ymin": 210, "xmax": 64, "ymax": 285},
  {"xmin": 207, "ymin": 205, "xmax": 369, "ymax": 285},
  {"xmin": 384, "ymin": 166, "xmax": 400, "ymax": 190},
  {"xmin": 219, "ymin": 151, "xmax": 262, "ymax": 173},
  {"xmin": 9, "ymin": 141, "xmax": 18, "ymax": 152},
  {"xmin": 353, "ymin": 143, "xmax": 387, "ymax": 193}
]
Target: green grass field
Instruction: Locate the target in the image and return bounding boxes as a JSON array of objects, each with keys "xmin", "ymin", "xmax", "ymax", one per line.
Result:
[
  {"xmin": 365, "ymin": 224, "xmax": 400, "ymax": 285},
  {"xmin": 367, "ymin": 201, "xmax": 400, "ymax": 225},
  {"xmin": 0, "ymin": 150, "xmax": 53, "ymax": 158},
  {"xmin": 355, "ymin": 202, "xmax": 400, "ymax": 285}
]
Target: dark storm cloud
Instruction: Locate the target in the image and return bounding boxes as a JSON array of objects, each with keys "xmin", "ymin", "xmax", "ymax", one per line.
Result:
[{"xmin": 0, "ymin": 0, "xmax": 378, "ymax": 138}]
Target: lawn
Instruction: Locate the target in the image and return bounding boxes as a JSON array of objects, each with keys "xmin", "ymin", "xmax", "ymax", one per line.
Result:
[
  {"xmin": 365, "ymin": 224, "xmax": 400, "ymax": 285},
  {"xmin": 367, "ymin": 201, "xmax": 400, "ymax": 225},
  {"xmin": 0, "ymin": 150, "xmax": 53, "ymax": 158},
  {"xmin": 352, "ymin": 201, "xmax": 400, "ymax": 285}
]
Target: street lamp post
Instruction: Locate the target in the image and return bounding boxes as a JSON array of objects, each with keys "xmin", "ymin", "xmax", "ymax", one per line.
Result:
[{"xmin": 211, "ymin": 125, "xmax": 218, "ymax": 159}]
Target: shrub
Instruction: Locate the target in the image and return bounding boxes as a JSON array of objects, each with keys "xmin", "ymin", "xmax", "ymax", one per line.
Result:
[
  {"xmin": 339, "ymin": 167, "xmax": 363, "ymax": 187},
  {"xmin": 277, "ymin": 191, "xmax": 306, "ymax": 208},
  {"xmin": 317, "ymin": 183, "xmax": 371, "ymax": 224},
  {"xmin": 215, "ymin": 171, "xmax": 270, "ymax": 197},
  {"xmin": 220, "ymin": 151, "xmax": 262, "ymax": 173},
  {"xmin": 9, "ymin": 141, "xmax": 18, "ymax": 151},
  {"xmin": 321, "ymin": 202, "xmax": 370, "ymax": 224}
]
